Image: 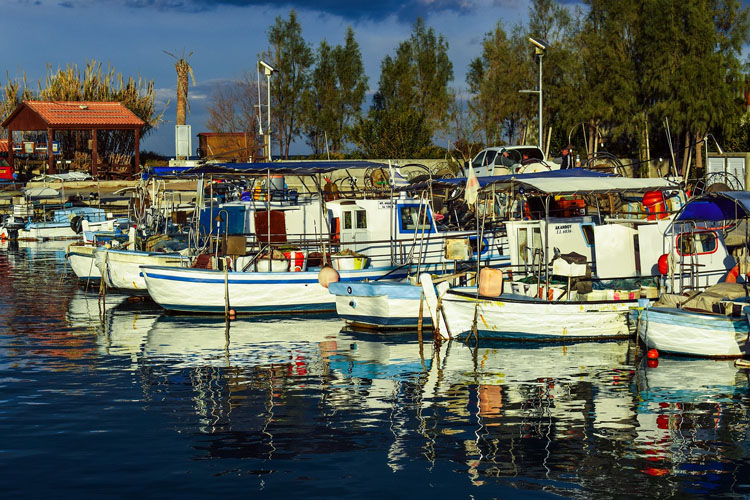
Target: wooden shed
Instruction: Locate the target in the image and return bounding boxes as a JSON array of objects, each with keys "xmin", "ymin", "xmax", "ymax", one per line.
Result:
[
  {"xmin": 197, "ymin": 132, "xmax": 254, "ymax": 162},
  {"xmin": 1, "ymin": 101, "xmax": 145, "ymax": 177}
]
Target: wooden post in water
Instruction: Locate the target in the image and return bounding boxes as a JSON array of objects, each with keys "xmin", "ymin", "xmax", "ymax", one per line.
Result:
[
  {"xmin": 417, "ymin": 291, "xmax": 424, "ymax": 341},
  {"xmin": 224, "ymin": 258, "xmax": 230, "ymax": 320}
]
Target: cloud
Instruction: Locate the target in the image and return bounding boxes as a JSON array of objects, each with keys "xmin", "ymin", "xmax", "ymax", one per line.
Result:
[{"xmin": 55, "ymin": 0, "xmax": 477, "ymax": 22}]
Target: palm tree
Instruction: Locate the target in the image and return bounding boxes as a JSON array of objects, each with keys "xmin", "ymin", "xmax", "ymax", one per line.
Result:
[{"xmin": 164, "ymin": 50, "xmax": 196, "ymax": 127}]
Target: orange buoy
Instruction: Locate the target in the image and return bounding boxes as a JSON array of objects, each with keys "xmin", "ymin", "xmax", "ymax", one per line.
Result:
[
  {"xmin": 317, "ymin": 266, "xmax": 340, "ymax": 289},
  {"xmin": 647, "ymin": 348, "xmax": 659, "ymax": 359}
]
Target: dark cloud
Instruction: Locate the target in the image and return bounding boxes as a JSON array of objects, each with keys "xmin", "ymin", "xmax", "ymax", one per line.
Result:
[
  {"xmin": 58, "ymin": 1, "xmax": 74, "ymax": 7},
  {"xmin": 117, "ymin": 0, "xmax": 474, "ymax": 22}
]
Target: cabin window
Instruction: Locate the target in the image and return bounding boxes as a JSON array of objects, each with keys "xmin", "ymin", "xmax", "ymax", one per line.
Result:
[
  {"xmin": 356, "ymin": 210, "xmax": 367, "ymax": 229},
  {"xmin": 581, "ymin": 224, "xmax": 595, "ymax": 246},
  {"xmin": 343, "ymin": 211, "xmax": 352, "ymax": 230},
  {"xmin": 677, "ymin": 231, "xmax": 717, "ymax": 255},
  {"xmin": 399, "ymin": 205, "xmax": 433, "ymax": 233}
]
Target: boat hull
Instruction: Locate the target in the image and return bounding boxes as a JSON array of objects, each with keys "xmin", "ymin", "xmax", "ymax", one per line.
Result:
[
  {"xmin": 96, "ymin": 249, "xmax": 192, "ymax": 292},
  {"xmin": 637, "ymin": 306, "xmax": 750, "ymax": 358},
  {"xmin": 142, "ymin": 265, "xmax": 410, "ymax": 315},
  {"xmin": 329, "ymin": 281, "xmax": 432, "ymax": 329},
  {"xmin": 66, "ymin": 244, "xmax": 100, "ymax": 281},
  {"xmin": 439, "ymin": 290, "xmax": 637, "ymax": 341}
]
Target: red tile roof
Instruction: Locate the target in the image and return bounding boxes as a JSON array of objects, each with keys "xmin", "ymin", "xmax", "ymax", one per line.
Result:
[
  {"xmin": 0, "ymin": 139, "xmax": 7, "ymax": 153},
  {"xmin": 14, "ymin": 101, "xmax": 145, "ymax": 128}
]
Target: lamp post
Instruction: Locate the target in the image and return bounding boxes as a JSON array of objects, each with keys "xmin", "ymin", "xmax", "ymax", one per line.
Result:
[
  {"xmin": 520, "ymin": 37, "xmax": 548, "ymax": 149},
  {"xmin": 259, "ymin": 60, "xmax": 275, "ymax": 162},
  {"xmin": 695, "ymin": 133, "xmax": 724, "ymax": 185}
]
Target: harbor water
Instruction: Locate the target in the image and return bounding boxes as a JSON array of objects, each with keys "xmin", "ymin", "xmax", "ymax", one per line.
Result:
[{"xmin": 3, "ymin": 242, "xmax": 750, "ymax": 498}]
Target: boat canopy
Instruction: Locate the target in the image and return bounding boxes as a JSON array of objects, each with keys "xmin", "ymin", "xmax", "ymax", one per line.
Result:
[
  {"xmin": 675, "ymin": 191, "xmax": 750, "ymax": 221},
  {"xmin": 142, "ymin": 160, "xmax": 389, "ymax": 179},
  {"xmin": 184, "ymin": 160, "xmax": 389, "ymax": 176},
  {"xmin": 412, "ymin": 168, "xmax": 678, "ymax": 195}
]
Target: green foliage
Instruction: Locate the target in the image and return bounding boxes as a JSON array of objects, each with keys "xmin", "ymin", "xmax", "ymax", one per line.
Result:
[
  {"xmin": 263, "ymin": 9, "xmax": 314, "ymax": 159},
  {"xmin": 351, "ymin": 18, "xmax": 454, "ymax": 158},
  {"xmin": 1, "ymin": 61, "xmax": 163, "ymax": 162},
  {"xmin": 351, "ymin": 106, "xmax": 432, "ymax": 158},
  {"xmin": 302, "ymin": 27, "xmax": 368, "ymax": 155},
  {"xmin": 464, "ymin": 0, "xmax": 750, "ymax": 171}
]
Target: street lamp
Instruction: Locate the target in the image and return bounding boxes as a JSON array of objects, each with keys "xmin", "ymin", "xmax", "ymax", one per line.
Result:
[
  {"xmin": 702, "ymin": 133, "xmax": 724, "ymax": 180},
  {"xmin": 259, "ymin": 60, "xmax": 275, "ymax": 162},
  {"xmin": 520, "ymin": 37, "xmax": 548, "ymax": 149}
]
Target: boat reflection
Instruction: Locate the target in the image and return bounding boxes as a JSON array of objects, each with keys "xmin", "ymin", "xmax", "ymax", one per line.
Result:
[{"xmin": 633, "ymin": 356, "xmax": 750, "ymax": 494}]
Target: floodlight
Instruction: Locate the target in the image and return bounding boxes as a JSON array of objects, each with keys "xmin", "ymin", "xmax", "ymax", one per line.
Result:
[
  {"xmin": 528, "ymin": 37, "xmax": 549, "ymax": 52},
  {"xmin": 259, "ymin": 60, "xmax": 275, "ymax": 76}
]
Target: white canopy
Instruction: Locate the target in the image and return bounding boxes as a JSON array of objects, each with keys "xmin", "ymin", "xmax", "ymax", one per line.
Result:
[{"xmin": 488, "ymin": 175, "xmax": 678, "ymax": 195}]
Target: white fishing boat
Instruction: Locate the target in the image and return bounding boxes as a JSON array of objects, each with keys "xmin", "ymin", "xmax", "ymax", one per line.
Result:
[
  {"xmin": 636, "ymin": 191, "xmax": 750, "ymax": 358},
  {"xmin": 66, "ymin": 242, "xmax": 101, "ymax": 282},
  {"xmin": 328, "ymin": 280, "xmax": 433, "ymax": 329},
  {"xmin": 417, "ymin": 171, "xmax": 682, "ymax": 341},
  {"xmin": 1, "ymin": 205, "xmax": 120, "ymax": 241},
  {"xmin": 96, "ymin": 246, "xmax": 193, "ymax": 293},
  {"xmin": 141, "ymin": 160, "xmax": 507, "ymax": 315},
  {"xmin": 142, "ymin": 263, "xmax": 413, "ymax": 314}
]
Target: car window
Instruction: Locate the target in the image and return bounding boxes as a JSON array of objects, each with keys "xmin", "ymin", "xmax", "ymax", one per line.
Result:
[
  {"xmin": 472, "ymin": 151, "xmax": 486, "ymax": 170},
  {"xmin": 484, "ymin": 150, "xmax": 497, "ymax": 166}
]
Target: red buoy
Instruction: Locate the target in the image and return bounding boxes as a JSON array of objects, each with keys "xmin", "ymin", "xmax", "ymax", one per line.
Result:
[
  {"xmin": 657, "ymin": 254, "xmax": 669, "ymax": 275},
  {"xmin": 647, "ymin": 348, "xmax": 659, "ymax": 359}
]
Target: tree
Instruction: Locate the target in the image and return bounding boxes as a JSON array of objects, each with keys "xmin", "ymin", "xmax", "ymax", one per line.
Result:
[
  {"xmin": 466, "ymin": 22, "xmax": 531, "ymax": 146},
  {"xmin": 574, "ymin": 0, "xmax": 639, "ymax": 158},
  {"xmin": 0, "ymin": 72, "xmax": 33, "ymax": 139},
  {"xmin": 32, "ymin": 61, "xmax": 164, "ymax": 162},
  {"xmin": 302, "ymin": 27, "xmax": 368, "ymax": 155},
  {"xmin": 635, "ymin": 0, "xmax": 749, "ymax": 176},
  {"xmin": 205, "ymin": 74, "xmax": 262, "ymax": 161},
  {"xmin": 262, "ymin": 9, "xmax": 314, "ymax": 159},
  {"xmin": 164, "ymin": 50, "xmax": 195, "ymax": 128},
  {"xmin": 351, "ymin": 18, "xmax": 454, "ymax": 158}
]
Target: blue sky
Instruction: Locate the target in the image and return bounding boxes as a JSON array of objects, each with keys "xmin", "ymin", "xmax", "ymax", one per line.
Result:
[{"xmin": 5, "ymin": 0, "xmax": 554, "ymax": 156}]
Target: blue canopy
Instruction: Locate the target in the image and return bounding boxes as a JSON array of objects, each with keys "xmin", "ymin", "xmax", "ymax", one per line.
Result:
[
  {"xmin": 142, "ymin": 160, "xmax": 389, "ymax": 180},
  {"xmin": 184, "ymin": 160, "xmax": 388, "ymax": 176},
  {"xmin": 676, "ymin": 191, "xmax": 750, "ymax": 221}
]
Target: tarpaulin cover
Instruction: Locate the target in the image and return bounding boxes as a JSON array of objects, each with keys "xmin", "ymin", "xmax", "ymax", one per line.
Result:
[
  {"xmin": 676, "ymin": 191, "xmax": 750, "ymax": 221},
  {"xmin": 413, "ymin": 168, "xmax": 676, "ymax": 194}
]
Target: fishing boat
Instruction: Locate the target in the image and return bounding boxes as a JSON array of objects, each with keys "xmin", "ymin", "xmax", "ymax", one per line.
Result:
[
  {"xmin": 418, "ymin": 170, "xmax": 682, "ymax": 341},
  {"xmin": 141, "ymin": 160, "xmax": 507, "ymax": 315},
  {"xmin": 636, "ymin": 191, "xmax": 750, "ymax": 358},
  {"xmin": 0, "ymin": 204, "xmax": 121, "ymax": 241}
]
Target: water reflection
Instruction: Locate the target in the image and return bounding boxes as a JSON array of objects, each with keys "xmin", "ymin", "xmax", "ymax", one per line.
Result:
[{"xmin": 4, "ymin": 241, "xmax": 750, "ymax": 497}]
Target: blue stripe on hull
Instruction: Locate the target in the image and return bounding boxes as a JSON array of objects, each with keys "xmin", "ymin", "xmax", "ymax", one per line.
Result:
[
  {"xmin": 144, "ymin": 271, "xmax": 409, "ymax": 285},
  {"xmin": 160, "ymin": 302, "xmax": 336, "ymax": 314}
]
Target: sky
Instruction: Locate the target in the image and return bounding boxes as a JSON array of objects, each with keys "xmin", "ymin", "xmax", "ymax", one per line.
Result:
[{"xmin": 5, "ymin": 0, "xmax": 559, "ymax": 157}]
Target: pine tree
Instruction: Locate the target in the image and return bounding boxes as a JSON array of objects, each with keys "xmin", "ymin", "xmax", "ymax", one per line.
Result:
[{"xmin": 263, "ymin": 10, "xmax": 314, "ymax": 159}]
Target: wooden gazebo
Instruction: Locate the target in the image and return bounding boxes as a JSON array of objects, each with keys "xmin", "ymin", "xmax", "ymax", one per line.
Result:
[{"xmin": 1, "ymin": 101, "xmax": 145, "ymax": 177}]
